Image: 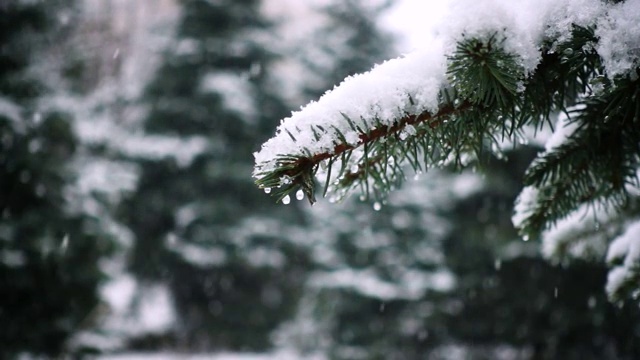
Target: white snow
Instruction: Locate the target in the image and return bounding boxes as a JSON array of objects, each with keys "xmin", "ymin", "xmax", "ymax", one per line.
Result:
[
  {"xmin": 101, "ymin": 276, "xmax": 176, "ymax": 335},
  {"xmin": 511, "ymin": 186, "xmax": 539, "ymax": 232},
  {"xmin": 512, "ymin": 111, "xmax": 581, "ymax": 232},
  {"xmin": 77, "ymin": 275, "xmax": 178, "ymax": 352},
  {"xmin": 99, "ymin": 350, "xmax": 326, "ymax": 360},
  {"xmin": 0, "ymin": 249, "xmax": 26, "ymax": 268},
  {"xmin": 74, "ymin": 159, "xmax": 139, "ymax": 201},
  {"xmin": 542, "ymin": 111, "xmax": 580, "ymax": 152},
  {"xmin": 0, "ymin": 96, "xmax": 23, "ymax": 125},
  {"xmin": 310, "ymin": 268, "xmax": 454, "ymax": 301},
  {"xmin": 166, "ymin": 237, "xmax": 228, "ymax": 267},
  {"xmin": 442, "ymin": 0, "xmax": 604, "ymax": 70},
  {"xmin": 200, "ymin": 72, "xmax": 257, "ymax": 120},
  {"xmin": 101, "ymin": 276, "xmax": 176, "ymax": 342},
  {"xmin": 254, "ymin": 42, "xmax": 446, "ymax": 173},
  {"xmin": 596, "ymin": 1, "xmax": 640, "ymax": 79},
  {"xmin": 381, "ymin": 0, "xmax": 450, "ymax": 52},
  {"xmin": 540, "ymin": 203, "xmax": 612, "ymax": 261},
  {"xmin": 74, "ymin": 114, "xmax": 209, "ymax": 167},
  {"xmin": 605, "ymin": 220, "xmax": 640, "ymax": 298},
  {"xmin": 245, "ymin": 246, "xmax": 286, "ymax": 268}
]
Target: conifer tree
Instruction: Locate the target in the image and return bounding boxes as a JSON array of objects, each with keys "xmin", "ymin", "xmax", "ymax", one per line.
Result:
[
  {"xmin": 120, "ymin": 0, "xmax": 310, "ymax": 350},
  {"xmin": 254, "ymin": 0, "xmax": 640, "ymax": 302},
  {"xmin": 0, "ymin": 1, "xmax": 113, "ymax": 357},
  {"xmin": 298, "ymin": 0, "xmax": 395, "ymax": 99},
  {"xmin": 432, "ymin": 148, "xmax": 640, "ymax": 358}
]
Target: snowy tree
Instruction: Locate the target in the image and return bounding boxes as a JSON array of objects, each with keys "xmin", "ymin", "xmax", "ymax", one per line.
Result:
[
  {"xmin": 254, "ymin": 0, "xmax": 640, "ymax": 302},
  {"xmin": 432, "ymin": 147, "xmax": 640, "ymax": 358},
  {"xmin": 0, "ymin": 1, "xmax": 117, "ymax": 357},
  {"xmin": 119, "ymin": 0, "xmax": 311, "ymax": 351},
  {"xmin": 45, "ymin": 0, "xmax": 185, "ymax": 351},
  {"xmin": 297, "ymin": 0, "xmax": 396, "ymax": 99}
]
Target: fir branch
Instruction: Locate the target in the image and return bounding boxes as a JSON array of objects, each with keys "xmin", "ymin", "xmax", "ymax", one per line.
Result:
[
  {"xmin": 518, "ymin": 72, "xmax": 640, "ymax": 238},
  {"xmin": 255, "ymin": 101, "xmax": 473, "ymax": 204}
]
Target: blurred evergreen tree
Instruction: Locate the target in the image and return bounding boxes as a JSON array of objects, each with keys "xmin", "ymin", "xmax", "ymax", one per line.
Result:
[
  {"xmin": 432, "ymin": 148, "xmax": 640, "ymax": 359},
  {"xmin": 120, "ymin": 0, "xmax": 310, "ymax": 351},
  {"xmin": 299, "ymin": 0, "xmax": 395, "ymax": 98},
  {"xmin": 0, "ymin": 1, "xmax": 113, "ymax": 357}
]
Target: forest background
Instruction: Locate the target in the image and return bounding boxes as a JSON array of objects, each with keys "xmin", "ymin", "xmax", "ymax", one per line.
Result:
[{"xmin": 1, "ymin": 0, "xmax": 639, "ymax": 359}]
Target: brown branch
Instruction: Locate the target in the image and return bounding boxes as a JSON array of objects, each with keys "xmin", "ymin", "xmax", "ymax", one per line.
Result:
[{"xmin": 284, "ymin": 101, "xmax": 473, "ymax": 175}]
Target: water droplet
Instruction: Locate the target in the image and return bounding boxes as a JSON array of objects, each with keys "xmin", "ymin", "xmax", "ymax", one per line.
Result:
[
  {"xmin": 359, "ymin": 194, "xmax": 366, "ymax": 201},
  {"xmin": 280, "ymin": 175, "xmax": 292, "ymax": 185},
  {"xmin": 264, "ymin": 187, "xmax": 271, "ymax": 194},
  {"xmin": 554, "ymin": 287, "xmax": 558, "ymax": 298},
  {"xmin": 281, "ymin": 195, "xmax": 291, "ymax": 205},
  {"xmin": 350, "ymin": 164, "xmax": 359, "ymax": 173},
  {"xmin": 494, "ymin": 259, "xmax": 502, "ymax": 270},
  {"xmin": 60, "ymin": 234, "xmax": 69, "ymax": 252},
  {"xmin": 296, "ymin": 189, "xmax": 304, "ymax": 201},
  {"xmin": 373, "ymin": 202, "xmax": 382, "ymax": 211},
  {"xmin": 522, "ymin": 234, "xmax": 529, "ymax": 241}
]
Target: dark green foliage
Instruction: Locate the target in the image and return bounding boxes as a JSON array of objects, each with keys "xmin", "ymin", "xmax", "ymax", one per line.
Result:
[
  {"xmin": 438, "ymin": 148, "xmax": 640, "ymax": 359},
  {"xmin": 520, "ymin": 25, "xmax": 603, "ymax": 128},
  {"xmin": 0, "ymin": 1, "xmax": 51, "ymax": 100},
  {"xmin": 121, "ymin": 0, "xmax": 309, "ymax": 350},
  {"xmin": 448, "ymin": 34, "xmax": 523, "ymax": 110},
  {"xmin": 0, "ymin": 1, "xmax": 112, "ymax": 357},
  {"xmin": 165, "ymin": 254, "xmax": 309, "ymax": 351},
  {"xmin": 521, "ymin": 73, "xmax": 640, "ymax": 237}
]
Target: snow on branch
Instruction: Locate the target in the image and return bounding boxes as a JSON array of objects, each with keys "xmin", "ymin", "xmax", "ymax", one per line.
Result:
[
  {"xmin": 254, "ymin": 0, "xmax": 640, "ymax": 209},
  {"xmin": 254, "ymin": 44, "xmax": 447, "ymax": 172},
  {"xmin": 606, "ymin": 220, "xmax": 640, "ymax": 301}
]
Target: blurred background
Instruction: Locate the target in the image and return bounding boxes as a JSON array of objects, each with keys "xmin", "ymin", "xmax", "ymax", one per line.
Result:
[{"xmin": 1, "ymin": 0, "xmax": 640, "ymax": 359}]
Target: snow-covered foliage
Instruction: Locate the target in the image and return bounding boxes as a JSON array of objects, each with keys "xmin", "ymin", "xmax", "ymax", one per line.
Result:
[
  {"xmin": 254, "ymin": 0, "xmax": 640, "ymax": 303},
  {"xmin": 606, "ymin": 221, "xmax": 640, "ymax": 300},
  {"xmin": 254, "ymin": 44, "xmax": 446, "ymax": 172},
  {"xmin": 527, "ymin": 113, "xmax": 640, "ymax": 300},
  {"xmin": 72, "ymin": 276, "xmax": 177, "ymax": 352},
  {"xmin": 39, "ymin": 0, "xmax": 184, "ymax": 352},
  {"xmin": 254, "ymin": 0, "xmax": 639, "ymax": 176}
]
